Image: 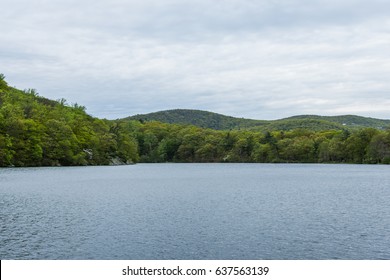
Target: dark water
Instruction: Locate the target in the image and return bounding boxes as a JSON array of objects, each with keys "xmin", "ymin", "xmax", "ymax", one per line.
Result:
[{"xmin": 1, "ymin": 164, "xmax": 389, "ymax": 260}]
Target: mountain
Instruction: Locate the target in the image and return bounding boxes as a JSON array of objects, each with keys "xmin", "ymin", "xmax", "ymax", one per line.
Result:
[
  {"xmin": 282, "ymin": 115, "xmax": 390, "ymax": 129},
  {"xmin": 2, "ymin": 73, "xmax": 390, "ymax": 167},
  {"xmin": 126, "ymin": 109, "xmax": 269, "ymax": 130},
  {"xmin": 125, "ymin": 109, "xmax": 390, "ymax": 131}
]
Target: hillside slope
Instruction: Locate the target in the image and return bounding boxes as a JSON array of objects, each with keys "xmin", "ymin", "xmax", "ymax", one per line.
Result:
[
  {"xmin": 2, "ymin": 74, "xmax": 390, "ymax": 167},
  {"xmin": 0, "ymin": 75, "xmax": 139, "ymax": 167},
  {"xmin": 282, "ymin": 115, "xmax": 390, "ymax": 129},
  {"xmin": 126, "ymin": 109, "xmax": 390, "ymax": 131},
  {"xmin": 126, "ymin": 109, "xmax": 269, "ymax": 130}
]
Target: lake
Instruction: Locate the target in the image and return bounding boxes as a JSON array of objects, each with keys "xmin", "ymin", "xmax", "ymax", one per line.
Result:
[{"xmin": 0, "ymin": 163, "xmax": 389, "ymax": 259}]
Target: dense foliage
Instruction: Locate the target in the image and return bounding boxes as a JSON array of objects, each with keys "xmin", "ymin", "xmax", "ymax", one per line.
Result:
[
  {"xmin": 282, "ymin": 115, "xmax": 390, "ymax": 130},
  {"xmin": 126, "ymin": 109, "xmax": 390, "ymax": 131},
  {"xmin": 0, "ymin": 75, "xmax": 139, "ymax": 166},
  {"xmin": 1, "ymin": 75, "xmax": 390, "ymax": 167},
  {"xmin": 127, "ymin": 109, "xmax": 268, "ymax": 130},
  {"xmin": 131, "ymin": 121, "xmax": 390, "ymax": 164}
]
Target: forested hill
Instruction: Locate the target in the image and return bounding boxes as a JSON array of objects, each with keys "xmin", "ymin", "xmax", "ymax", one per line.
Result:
[
  {"xmin": 2, "ymin": 74, "xmax": 390, "ymax": 167},
  {"xmin": 0, "ymin": 75, "xmax": 140, "ymax": 167},
  {"xmin": 126, "ymin": 109, "xmax": 268, "ymax": 130},
  {"xmin": 282, "ymin": 115, "xmax": 390, "ymax": 130},
  {"xmin": 126, "ymin": 109, "xmax": 390, "ymax": 131}
]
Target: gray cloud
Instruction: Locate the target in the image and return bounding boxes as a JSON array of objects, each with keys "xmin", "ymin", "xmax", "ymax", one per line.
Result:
[{"xmin": 1, "ymin": 0, "xmax": 390, "ymax": 120}]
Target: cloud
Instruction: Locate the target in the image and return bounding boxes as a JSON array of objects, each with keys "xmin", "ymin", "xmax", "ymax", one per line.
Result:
[{"xmin": 1, "ymin": 0, "xmax": 390, "ymax": 119}]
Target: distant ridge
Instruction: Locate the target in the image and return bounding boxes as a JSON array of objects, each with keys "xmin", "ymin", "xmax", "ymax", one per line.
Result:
[
  {"xmin": 281, "ymin": 115, "xmax": 390, "ymax": 129},
  {"xmin": 125, "ymin": 109, "xmax": 268, "ymax": 130},
  {"xmin": 2, "ymin": 72, "xmax": 390, "ymax": 167},
  {"xmin": 125, "ymin": 109, "xmax": 390, "ymax": 131}
]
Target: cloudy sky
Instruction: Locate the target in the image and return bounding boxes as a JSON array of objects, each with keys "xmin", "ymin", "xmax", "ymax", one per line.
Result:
[{"xmin": 2, "ymin": 0, "xmax": 390, "ymax": 120}]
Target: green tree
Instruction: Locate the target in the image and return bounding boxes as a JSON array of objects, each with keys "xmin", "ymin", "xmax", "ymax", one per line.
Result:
[
  {"xmin": 0, "ymin": 74, "xmax": 8, "ymax": 90},
  {"xmin": 278, "ymin": 131, "xmax": 319, "ymax": 162},
  {"xmin": 42, "ymin": 119, "xmax": 79, "ymax": 165},
  {"xmin": 345, "ymin": 128, "xmax": 378, "ymax": 163},
  {"xmin": 366, "ymin": 131, "xmax": 390, "ymax": 163},
  {"xmin": 0, "ymin": 133, "xmax": 13, "ymax": 166},
  {"xmin": 157, "ymin": 137, "xmax": 181, "ymax": 162},
  {"xmin": 195, "ymin": 133, "xmax": 223, "ymax": 162}
]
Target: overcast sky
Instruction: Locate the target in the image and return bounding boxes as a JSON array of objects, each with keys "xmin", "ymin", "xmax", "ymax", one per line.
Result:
[{"xmin": 2, "ymin": 0, "xmax": 390, "ymax": 120}]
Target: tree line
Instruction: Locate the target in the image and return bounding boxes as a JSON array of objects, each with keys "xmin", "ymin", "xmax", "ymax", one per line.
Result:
[
  {"xmin": 0, "ymin": 75, "xmax": 138, "ymax": 167},
  {"xmin": 131, "ymin": 121, "xmax": 390, "ymax": 164},
  {"xmin": 1, "ymin": 74, "xmax": 390, "ymax": 167}
]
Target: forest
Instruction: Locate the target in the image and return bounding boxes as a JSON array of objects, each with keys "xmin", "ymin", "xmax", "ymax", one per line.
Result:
[
  {"xmin": 128, "ymin": 109, "xmax": 390, "ymax": 131},
  {"xmin": 1, "ymin": 74, "xmax": 390, "ymax": 167}
]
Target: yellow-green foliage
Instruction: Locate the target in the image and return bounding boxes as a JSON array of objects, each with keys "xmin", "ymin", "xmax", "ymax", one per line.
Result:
[
  {"xmin": 1, "ymin": 75, "xmax": 390, "ymax": 166},
  {"xmin": 0, "ymin": 76, "xmax": 139, "ymax": 166}
]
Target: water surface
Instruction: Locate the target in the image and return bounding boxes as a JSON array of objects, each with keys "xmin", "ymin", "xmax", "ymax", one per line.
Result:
[{"xmin": 1, "ymin": 164, "xmax": 389, "ymax": 259}]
